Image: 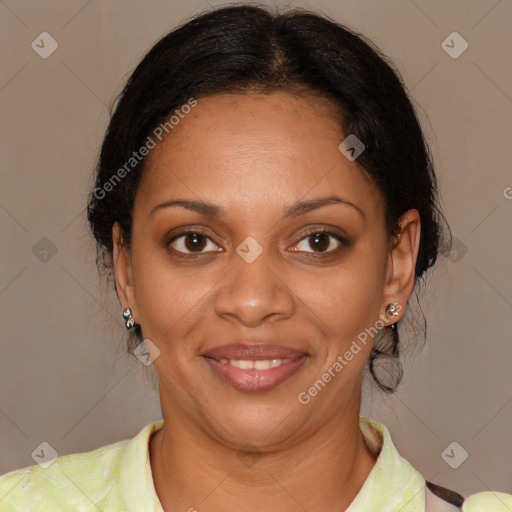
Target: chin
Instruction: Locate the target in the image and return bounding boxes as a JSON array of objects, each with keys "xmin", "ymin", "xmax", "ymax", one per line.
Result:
[{"xmin": 205, "ymin": 401, "xmax": 300, "ymax": 448}]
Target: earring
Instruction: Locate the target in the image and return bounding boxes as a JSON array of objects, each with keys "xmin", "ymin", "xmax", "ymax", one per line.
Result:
[
  {"xmin": 385, "ymin": 302, "xmax": 400, "ymax": 317},
  {"xmin": 386, "ymin": 302, "xmax": 400, "ymax": 330},
  {"xmin": 122, "ymin": 307, "xmax": 135, "ymax": 329}
]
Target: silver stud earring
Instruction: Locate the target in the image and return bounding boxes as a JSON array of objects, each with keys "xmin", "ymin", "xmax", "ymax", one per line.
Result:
[
  {"xmin": 385, "ymin": 302, "xmax": 400, "ymax": 317},
  {"xmin": 122, "ymin": 307, "xmax": 135, "ymax": 329},
  {"xmin": 386, "ymin": 302, "xmax": 400, "ymax": 330}
]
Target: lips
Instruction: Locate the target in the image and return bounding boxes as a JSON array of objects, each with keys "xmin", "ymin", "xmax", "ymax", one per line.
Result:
[{"xmin": 202, "ymin": 343, "xmax": 308, "ymax": 392}]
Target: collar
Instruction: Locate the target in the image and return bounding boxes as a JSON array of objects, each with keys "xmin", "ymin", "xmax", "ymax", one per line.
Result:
[{"xmin": 347, "ymin": 416, "xmax": 426, "ymax": 511}]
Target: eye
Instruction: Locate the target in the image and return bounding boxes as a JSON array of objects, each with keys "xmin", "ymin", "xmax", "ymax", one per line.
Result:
[
  {"xmin": 168, "ymin": 231, "xmax": 221, "ymax": 254},
  {"xmin": 290, "ymin": 230, "xmax": 347, "ymax": 254}
]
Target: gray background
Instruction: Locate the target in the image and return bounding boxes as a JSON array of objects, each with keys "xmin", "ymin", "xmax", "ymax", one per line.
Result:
[{"xmin": 1, "ymin": 0, "xmax": 511, "ymax": 498}]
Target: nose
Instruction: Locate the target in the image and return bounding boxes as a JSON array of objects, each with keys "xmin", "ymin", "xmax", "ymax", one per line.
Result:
[{"xmin": 213, "ymin": 245, "xmax": 296, "ymax": 328}]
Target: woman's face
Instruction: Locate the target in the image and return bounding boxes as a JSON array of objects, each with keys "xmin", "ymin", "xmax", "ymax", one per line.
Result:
[{"xmin": 114, "ymin": 91, "xmax": 420, "ymax": 448}]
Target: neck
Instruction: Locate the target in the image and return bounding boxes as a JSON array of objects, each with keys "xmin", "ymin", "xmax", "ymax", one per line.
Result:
[{"xmin": 149, "ymin": 394, "xmax": 378, "ymax": 512}]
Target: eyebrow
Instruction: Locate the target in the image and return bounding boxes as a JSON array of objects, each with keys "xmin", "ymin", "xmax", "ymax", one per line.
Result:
[{"xmin": 150, "ymin": 195, "xmax": 365, "ymax": 220}]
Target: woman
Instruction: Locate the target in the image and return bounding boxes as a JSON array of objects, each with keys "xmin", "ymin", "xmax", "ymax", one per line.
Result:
[{"xmin": 0, "ymin": 5, "xmax": 510, "ymax": 511}]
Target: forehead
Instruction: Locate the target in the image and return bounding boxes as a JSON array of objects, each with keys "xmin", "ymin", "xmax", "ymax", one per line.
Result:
[{"xmin": 137, "ymin": 91, "xmax": 384, "ymax": 222}]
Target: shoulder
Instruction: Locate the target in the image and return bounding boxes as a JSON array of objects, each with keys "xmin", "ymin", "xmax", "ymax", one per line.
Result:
[
  {"xmin": 0, "ymin": 424, "xmax": 144, "ymax": 512},
  {"xmin": 462, "ymin": 490, "xmax": 512, "ymax": 511},
  {"xmin": 0, "ymin": 437, "xmax": 128, "ymax": 511},
  {"xmin": 358, "ymin": 418, "xmax": 511, "ymax": 511},
  {"xmin": 425, "ymin": 481, "xmax": 512, "ymax": 512},
  {"xmin": 0, "ymin": 419, "xmax": 164, "ymax": 512}
]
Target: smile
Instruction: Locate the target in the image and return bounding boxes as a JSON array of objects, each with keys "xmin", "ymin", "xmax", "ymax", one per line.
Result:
[{"xmin": 204, "ymin": 355, "xmax": 308, "ymax": 392}]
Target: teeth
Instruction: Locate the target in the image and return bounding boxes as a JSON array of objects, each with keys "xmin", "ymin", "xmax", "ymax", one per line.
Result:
[
  {"xmin": 221, "ymin": 358, "xmax": 293, "ymax": 369},
  {"xmin": 237, "ymin": 359, "xmax": 254, "ymax": 370},
  {"xmin": 255, "ymin": 360, "xmax": 271, "ymax": 370}
]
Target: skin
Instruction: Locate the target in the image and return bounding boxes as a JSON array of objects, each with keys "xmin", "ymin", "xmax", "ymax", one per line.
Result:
[{"xmin": 113, "ymin": 91, "xmax": 421, "ymax": 512}]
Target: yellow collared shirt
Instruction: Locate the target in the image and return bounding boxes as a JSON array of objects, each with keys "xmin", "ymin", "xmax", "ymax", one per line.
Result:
[{"xmin": 0, "ymin": 417, "xmax": 510, "ymax": 511}]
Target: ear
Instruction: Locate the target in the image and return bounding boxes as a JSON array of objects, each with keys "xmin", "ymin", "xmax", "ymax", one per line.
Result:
[
  {"xmin": 112, "ymin": 222, "xmax": 137, "ymax": 320},
  {"xmin": 381, "ymin": 209, "xmax": 421, "ymax": 325}
]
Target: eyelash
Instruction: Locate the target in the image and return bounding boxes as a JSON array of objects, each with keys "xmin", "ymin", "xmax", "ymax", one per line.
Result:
[{"xmin": 166, "ymin": 228, "xmax": 349, "ymax": 257}]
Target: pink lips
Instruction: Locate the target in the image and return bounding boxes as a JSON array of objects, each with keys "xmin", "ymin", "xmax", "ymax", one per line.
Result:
[{"xmin": 202, "ymin": 343, "xmax": 308, "ymax": 392}]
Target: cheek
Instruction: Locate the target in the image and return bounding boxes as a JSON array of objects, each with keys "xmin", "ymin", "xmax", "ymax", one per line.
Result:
[
  {"xmin": 130, "ymin": 240, "xmax": 208, "ymax": 343},
  {"xmin": 303, "ymin": 244, "xmax": 388, "ymax": 344}
]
